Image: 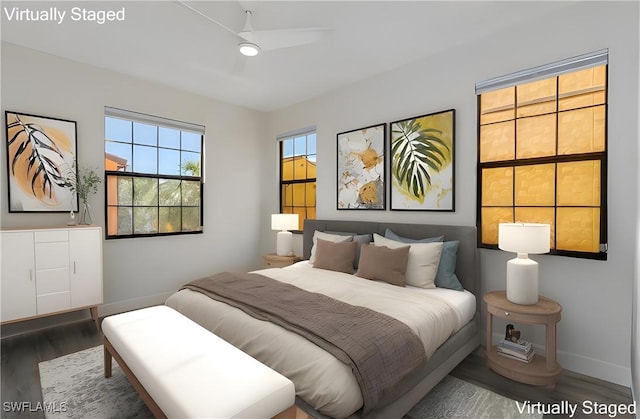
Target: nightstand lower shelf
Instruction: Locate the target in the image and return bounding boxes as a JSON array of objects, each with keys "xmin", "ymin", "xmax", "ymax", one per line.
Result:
[{"xmin": 487, "ymin": 346, "xmax": 562, "ymax": 387}]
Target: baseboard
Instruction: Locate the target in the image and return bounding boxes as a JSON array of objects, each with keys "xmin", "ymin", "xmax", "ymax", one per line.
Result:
[
  {"xmin": 97, "ymin": 292, "xmax": 173, "ymax": 318},
  {"xmin": 485, "ymin": 331, "xmax": 632, "ymax": 388}
]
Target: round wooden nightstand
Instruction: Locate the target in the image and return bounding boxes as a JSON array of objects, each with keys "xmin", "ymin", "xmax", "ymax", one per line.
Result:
[{"xmin": 484, "ymin": 290, "xmax": 563, "ymax": 387}]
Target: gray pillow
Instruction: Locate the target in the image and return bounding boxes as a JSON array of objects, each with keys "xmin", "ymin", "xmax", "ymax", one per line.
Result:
[
  {"xmin": 313, "ymin": 239, "xmax": 358, "ymax": 274},
  {"xmin": 324, "ymin": 231, "xmax": 373, "ymax": 269},
  {"xmin": 355, "ymin": 244, "xmax": 410, "ymax": 287}
]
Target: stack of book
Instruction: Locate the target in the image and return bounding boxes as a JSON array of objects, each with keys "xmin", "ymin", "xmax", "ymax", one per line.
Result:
[{"xmin": 497, "ymin": 339, "xmax": 534, "ymax": 363}]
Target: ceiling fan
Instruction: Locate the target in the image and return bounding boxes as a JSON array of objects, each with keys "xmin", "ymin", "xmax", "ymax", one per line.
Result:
[{"xmin": 177, "ymin": 1, "xmax": 332, "ymax": 57}]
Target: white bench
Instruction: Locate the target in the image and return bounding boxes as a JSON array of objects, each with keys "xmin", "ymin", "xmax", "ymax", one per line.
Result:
[{"xmin": 102, "ymin": 305, "xmax": 296, "ymax": 418}]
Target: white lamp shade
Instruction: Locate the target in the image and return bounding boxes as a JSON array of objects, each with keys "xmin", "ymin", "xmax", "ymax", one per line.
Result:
[
  {"xmin": 271, "ymin": 214, "xmax": 299, "ymax": 231},
  {"xmin": 498, "ymin": 223, "xmax": 550, "ymax": 255}
]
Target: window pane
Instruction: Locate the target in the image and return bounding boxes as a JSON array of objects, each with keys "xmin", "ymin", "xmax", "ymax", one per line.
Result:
[
  {"xmin": 133, "ymin": 122, "xmax": 157, "ymax": 146},
  {"xmin": 307, "ymin": 156, "xmax": 317, "ymax": 178},
  {"xmin": 293, "ymin": 183, "xmax": 306, "ymax": 206},
  {"xmin": 181, "ymin": 152, "xmax": 201, "ymax": 176},
  {"xmin": 516, "ymin": 114, "xmax": 556, "ymax": 159},
  {"xmin": 294, "ymin": 136, "xmax": 306, "ymax": 156},
  {"xmin": 481, "ymin": 167, "xmax": 513, "ymax": 206},
  {"xmin": 159, "ymin": 127, "xmax": 180, "ymax": 149},
  {"xmin": 105, "ymin": 142, "xmax": 132, "ymax": 172},
  {"xmin": 117, "ymin": 207, "xmax": 133, "ymax": 235},
  {"xmin": 182, "ymin": 207, "xmax": 200, "ymax": 231},
  {"xmin": 294, "ymin": 157, "xmax": 309, "ymax": 180},
  {"xmin": 307, "ymin": 134, "xmax": 317, "ymax": 155},
  {"xmin": 559, "ymin": 65, "xmax": 606, "ymax": 111},
  {"xmin": 282, "ymin": 157, "xmax": 294, "ymax": 181},
  {"xmin": 105, "ymin": 117, "xmax": 132, "ymax": 143},
  {"xmin": 481, "ymin": 207, "xmax": 514, "ymax": 245},
  {"xmin": 514, "ymin": 164, "xmax": 556, "ymax": 206},
  {"xmin": 480, "ymin": 87, "xmax": 515, "ymax": 124},
  {"xmin": 117, "ymin": 176, "xmax": 133, "ymax": 206},
  {"xmin": 133, "ymin": 177, "xmax": 158, "ymax": 206},
  {"xmin": 479, "ymin": 121, "xmax": 515, "ymax": 162},
  {"xmin": 556, "ymin": 207, "xmax": 600, "ymax": 252},
  {"xmin": 557, "ymin": 161, "xmax": 601, "ymax": 206},
  {"xmin": 133, "ymin": 145, "xmax": 158, "ymax": 174},
  {"xmin": 516, "ymin": 77, "xmax": 556, "ymax": 117},
  {"xmin": 305, "ymin": 182, "xmax": 316, "ymax": 206},
  {"xmin": 159, "ymin": 148, "xmax": 181, "ymax": 176},
  {"xmin": 292, "ymin": 207, "xmax": 306, "ymax": 231},
  {"xmin": 182, "ymin": 180, "xmax": 200, "ymax": 206},
  {"xmin": 134, "ymin": 207, "xmax": 158, "ymax": 234},
  {"xmin": 558, "ymin": 105, "xmax": 606, "ymax": 155},
  {"xmin": 282, "ymin": 139, "xmax": 294, "ymax": 158},
  {"xmin": 282, "ymin": 184, "xmax": 293, "ymax": 207},
  {"xmin": 182, "ymin": 132, "xmax": 201, "ymax": 153},
  {"xmin": 159, "ymin": 179, "xmax": 181, "ymax": 206},
  {"xmin": 159, "ymin": 207, "xmax": 181, "ymax": 233},
  {"xmin": 515, "ymin": 207, "xmax": 555, "ymax": 249}
]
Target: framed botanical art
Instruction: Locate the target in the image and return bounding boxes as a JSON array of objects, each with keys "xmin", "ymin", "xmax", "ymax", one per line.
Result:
[
  {"xmin": 337, "ymin": 123, "xmax": 386, "ymax": 210},
  {"xmin": 5, "ymin": 111, "xmax": 78, "ymax": 212},
  {"xmin": 390, "ymin": 109, "xmax": 455, "ymax": 211}
]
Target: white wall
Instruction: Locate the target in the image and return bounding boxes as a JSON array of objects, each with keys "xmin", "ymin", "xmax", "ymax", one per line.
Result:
[
  {"xmin": 633, "ymin": 1, "xmax": 640, "ymax": 403},
  {"xmin": 0, "ymin": 42, "xmax": 268, "ymax": 332},
  {"xmin": 264, "ymin": 2, "xmax": 639, "ymax": 387}
]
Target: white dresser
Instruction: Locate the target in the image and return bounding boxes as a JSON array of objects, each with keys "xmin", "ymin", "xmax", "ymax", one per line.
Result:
[{"xmin": 1, "ymin": 226, "xmax": 103, "ymax": 330}]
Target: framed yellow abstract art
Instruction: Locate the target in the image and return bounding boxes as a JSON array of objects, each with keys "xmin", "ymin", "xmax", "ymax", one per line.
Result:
[
  {"xmin": 5, "ymin": 111, "xmax": 78, "ymax": 212},
  {"xmin": 337, "ymin": 123, "xmax": 386, "ymax": 210},
  {"xmin": 390, "ymin": 109, "xmax": 455, "ymax": 211}
]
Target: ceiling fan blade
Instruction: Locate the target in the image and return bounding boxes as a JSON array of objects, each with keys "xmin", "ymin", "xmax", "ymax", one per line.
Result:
[{"xmin": 238, "ymin": 28, "xmax": 332, "ymax": 51}]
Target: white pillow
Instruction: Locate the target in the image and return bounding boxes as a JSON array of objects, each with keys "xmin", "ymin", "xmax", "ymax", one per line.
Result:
[
  {"xmin": 310, "ymin": 231, "xmax": 353, "ymax": 264},
  {"xmin": 373, "ymin": 233, "xmax": 443, "ymax": 288}
]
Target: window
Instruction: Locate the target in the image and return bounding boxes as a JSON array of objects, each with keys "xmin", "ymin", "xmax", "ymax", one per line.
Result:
[
  {"xmin": 104, "ymin": 107, "xmax": 204, "ymax": 238},
  {"xmin": 279, "ymin": 128, "xmax": 316, "ymax": 231},
  {"xmin": 476, "ymin": 50, "xmax": 607, "ymax": 259}
]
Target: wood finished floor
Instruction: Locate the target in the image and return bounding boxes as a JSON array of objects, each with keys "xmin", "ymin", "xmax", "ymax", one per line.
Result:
[{"xmin": 1, "ymin": 319, "xmax": 635, "ymax": 419}]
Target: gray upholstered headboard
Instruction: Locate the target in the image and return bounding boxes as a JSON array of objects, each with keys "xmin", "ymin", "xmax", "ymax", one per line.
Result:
[{"xmin": 303, "ymin": 219, "xmax": 479, "ymax": 301}]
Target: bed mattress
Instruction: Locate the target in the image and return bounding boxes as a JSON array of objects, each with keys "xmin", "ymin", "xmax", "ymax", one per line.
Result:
[{"xmin": 165, "ymin": 262, "xmax": 475, "ymax": 418}]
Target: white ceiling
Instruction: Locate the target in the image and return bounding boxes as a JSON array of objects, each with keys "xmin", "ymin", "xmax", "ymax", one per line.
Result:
[{"xmin": 1, "ymin": 1, "xmax": 573, "ymax": 112}]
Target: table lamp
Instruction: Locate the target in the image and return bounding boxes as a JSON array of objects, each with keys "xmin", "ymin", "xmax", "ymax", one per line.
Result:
[
  {"xmin": 271, "ymin": 214, "xmax": 299, "ymax": 256},
  {"xmin": 498, "ymin": 223, "xmax": 551, "ymax": 305}
]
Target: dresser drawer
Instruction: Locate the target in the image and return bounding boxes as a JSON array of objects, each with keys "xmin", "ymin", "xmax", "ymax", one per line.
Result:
[
  {"xmin": 35, "ymin": 230, "xmax": 69, "ymax": 243},
  {"xmin": 36, "ymin": 268, "xmax": 70, "ymax": 294},
  {"xmin": 37, "ymin": 291, "xmax": 71, "ymax": 314},
  {"xmin": 35, "ymin": 242, "xmax": 69, "ymax": 270}
]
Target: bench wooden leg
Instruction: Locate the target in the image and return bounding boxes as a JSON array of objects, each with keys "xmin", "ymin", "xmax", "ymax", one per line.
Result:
[
  {"xmin": 104, "ymin": 339, "xmax": 112, "ymax": 378},
  {"xmin": 90, "ymin": 307, "xmax": 100, "ymax": 332},
  {"xmin": 273, "ymin": 405, "xmax": 299, "ymax": 419},
  {"xmin": 103, "ymin": 336, "xmax": 167, "ymax": 419}
]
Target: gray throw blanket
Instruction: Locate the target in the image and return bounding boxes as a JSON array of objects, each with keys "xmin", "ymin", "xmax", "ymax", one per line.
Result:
[{"xmin": 183, "ymin": 272, "xmax": 427, "ymax": 415}]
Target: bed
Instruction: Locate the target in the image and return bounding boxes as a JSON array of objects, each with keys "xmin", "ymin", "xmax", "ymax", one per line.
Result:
[{"xmin": 165, "ymin": 220, "xmax": 480, "ymax": 418}]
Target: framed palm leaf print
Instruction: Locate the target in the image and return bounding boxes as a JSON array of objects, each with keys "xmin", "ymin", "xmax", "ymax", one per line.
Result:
[
  {"xmin": 5, "ymin": 111, "xmax": 78, "ymax": 212},
  {"xmin": 337, "ymin": 123, "xmax": 386, "ymax": 210},
  {"xmin": 390, "ymin": 109, "xmax": 455, "ymax": 211}
]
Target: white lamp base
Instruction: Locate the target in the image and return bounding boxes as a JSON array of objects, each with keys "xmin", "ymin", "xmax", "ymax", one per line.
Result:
[
  {"xmin": 506, "ymin": 254, "xmax": 539, "ymax": 305},
  {"xmin": 276, "ymin": 231, "xmax": 293, "ymax": 256}
]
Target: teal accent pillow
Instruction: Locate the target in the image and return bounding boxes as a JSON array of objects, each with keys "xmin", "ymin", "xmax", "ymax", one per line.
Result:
[
  {"xmin": 384, "ymin": 229, "xmax": 463, "ymax": 291},
  {"xmin": 384, "ymin": 228, "xmax": 443, "ymax": 243},
  {"xmin": 435, "ymin": 241, "xmax": 464, "ymax": 291}
]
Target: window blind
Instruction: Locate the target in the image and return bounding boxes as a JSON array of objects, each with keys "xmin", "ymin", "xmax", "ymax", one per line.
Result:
[
  {"xmin": 475, "ymin": 49, "xmax": 608, "ymax": 94},
  {"xmin": 105, "ymin": 106, "xmax": 205, "ymax": 134}
]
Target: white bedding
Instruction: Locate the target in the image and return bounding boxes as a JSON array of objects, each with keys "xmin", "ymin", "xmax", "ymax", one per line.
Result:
[{"xmin": 165, "ymin": 262, "xmax": 475, "ymax": 418}]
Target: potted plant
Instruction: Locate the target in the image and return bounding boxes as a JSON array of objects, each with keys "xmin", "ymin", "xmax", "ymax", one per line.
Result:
[{"xmin": 65, "ymin": 164, "xmax": 102, "ymax": 225}]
